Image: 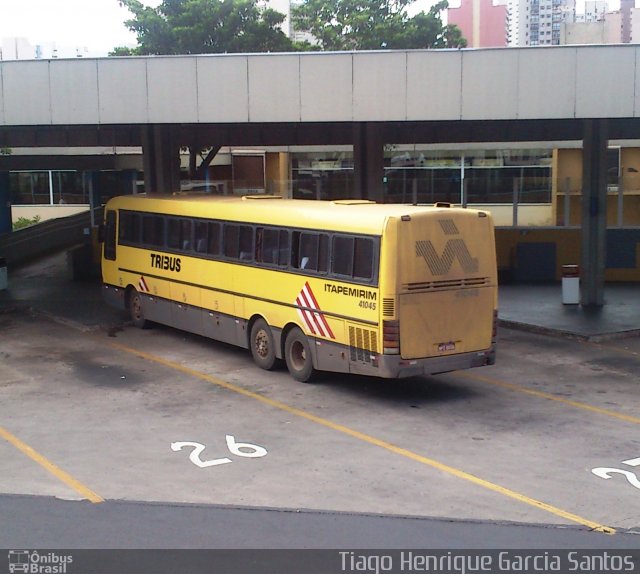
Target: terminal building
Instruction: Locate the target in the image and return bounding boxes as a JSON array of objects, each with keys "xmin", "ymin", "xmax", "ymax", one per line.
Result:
[
  {"xmin": 1, "ymin": 47, "xmax": 640, "ymax": 296},
  {"xmin": 5, "ymin": 140, "xmax": 640, "ymax": 283}
]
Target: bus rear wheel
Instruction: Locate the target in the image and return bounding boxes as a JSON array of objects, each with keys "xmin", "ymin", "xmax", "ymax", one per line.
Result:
[
  {"xmin": 250, "ymin": 318, "xmax": 277, "ymax": 371},
  {"xmin": 128, "ymin": 289, "xmax": 147, "ymax": 329},
  {"xmin": 285, "ymin": 328, "xmax": 316, "ymax": 383}
]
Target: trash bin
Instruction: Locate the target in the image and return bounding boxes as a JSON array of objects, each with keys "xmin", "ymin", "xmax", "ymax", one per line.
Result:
[
  {"xmin": 561, "ymin": 264, "xmax": 580, "ymax": 305},
  {"xmin": 0, "ymin": 257, "xmax": 6, "ymax": 291}
]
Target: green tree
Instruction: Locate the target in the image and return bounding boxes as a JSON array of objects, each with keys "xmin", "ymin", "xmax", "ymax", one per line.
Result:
[
  {"xmin": 291, "ymin": 0, "xmax": 466, "ymax": 51},
  {"xmin": 114, "ymin": 0, "xmax": 294, "ymax": 55}
]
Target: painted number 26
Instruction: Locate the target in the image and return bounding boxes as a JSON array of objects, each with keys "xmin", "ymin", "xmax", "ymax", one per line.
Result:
[
  {"xmin": 171, "ymin": 435, "xmax": 267, "ymax": 468},
  {"xmin": 592, "ymin": 457, "xmax": 640, "ymax": 491}
]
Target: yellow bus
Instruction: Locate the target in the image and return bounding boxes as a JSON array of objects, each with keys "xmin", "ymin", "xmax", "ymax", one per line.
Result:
[{"xmin": 101, "ymin": 195, "xmax": 497, "ymax": 382}]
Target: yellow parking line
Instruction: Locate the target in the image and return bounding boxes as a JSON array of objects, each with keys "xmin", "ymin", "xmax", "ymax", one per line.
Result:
[
  {"xmin": 459, "ymin": 372, "xmax": 640, "ymax": 426},
  {"xmin": 111, "ymin": 341, "xmax": 615, "ymax": 535},
  {"xmin": 0, "ymin": 425, "xmax": 104, "ymax": 504}
]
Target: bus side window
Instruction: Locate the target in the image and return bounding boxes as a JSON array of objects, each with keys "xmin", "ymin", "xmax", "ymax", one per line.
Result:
[
  {"xmin": 104, "ymin": 210, "xmax": 117, "ymax": 261},
  {"xmin": 207, "ymin": 222, "xmax": 221, "ymax": 255},
  {"xmin": 194, "ymin": 220, "xmax": 208, "ymax": 254},
  {"xmin": 225, "ymin": 224, "xmax": 253, "ymax": 261},
  {"xmin": 168, "ymin": 218, "xmax": 192, "ymax": 252},
  {"xmin": 318, "ymin": 234, "xmax": 329, "ymax": 273},
  {"xmin": 277, "ymin": 230, "xmax": 289, "ymax": 267},
  {"xmin": 119, "ymin": 211, "xmax": 140, "ymax": 245},
  {"xmin": 332, "ymin": 236, "xmax": 354, "ymax": 277},
  {"xmin": 142, "ymin": 215, "xmax": 165, "ymax": 247},
  {"xmin": 239, "ymin": 226, "xmax": 254, "ymax": 261},
  {"xmin": 224, "ymin": 224, "xmax": 240, "ymax": 259},
  {"xmin": 293, "ymin": 232, "xmax": 328, "ymax": 273},
  {"xmin": 354, "ymin": 237, "xmax": 374, "ymax": 280},
  {"xmin": 256, "ymin": 227, "xmax": 285, "ymax": 265}
]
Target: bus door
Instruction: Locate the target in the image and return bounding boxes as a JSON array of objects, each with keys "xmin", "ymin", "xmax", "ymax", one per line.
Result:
[{"xmin": 396, "ymin": 210, "xmax": 497, "ymax": 360}]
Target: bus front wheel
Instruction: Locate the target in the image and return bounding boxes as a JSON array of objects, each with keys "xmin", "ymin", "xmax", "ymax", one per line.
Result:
[
  {"xmin": 250, "ymin": 318, "xmax": 277, "ymax": 371},
  {"xmin": 284, "ymin": 328, "xmax": 316, "ymax": 383},
  {"xmin": 128, "ymin": 289, "xmax": 147, "ymax": 329}
]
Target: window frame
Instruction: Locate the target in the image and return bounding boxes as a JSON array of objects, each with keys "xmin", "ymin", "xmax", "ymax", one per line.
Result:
[{"xmin": 112, "ymin": 210, "xmax": 380, "ymax": 286}]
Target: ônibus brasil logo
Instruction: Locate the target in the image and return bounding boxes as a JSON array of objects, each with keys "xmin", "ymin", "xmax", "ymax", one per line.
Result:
[{"xmin": 8, "ymin": 551, "xmax": 73, "ymax": 574}]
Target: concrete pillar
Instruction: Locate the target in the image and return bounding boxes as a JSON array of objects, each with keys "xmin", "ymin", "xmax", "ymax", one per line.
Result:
[
  {"xmin": 581, "ymin": 119, "xmax": 608, "ymax": 307},
  {"xmin": 0, "ymin": 172, "xmax": 11, "ymax": 234},
  {"xmin": 141, "ymin": 125, "xmax": 181, "ymax": 194},
  {"xmin": 353, "ymin": 123, "xmax": 385, "ymax": 202}
]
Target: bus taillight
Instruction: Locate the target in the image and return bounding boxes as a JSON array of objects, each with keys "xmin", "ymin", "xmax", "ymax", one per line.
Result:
[
  {"xmin": 492, "ymin": 309, "xmax": 498, "ymax": 338},
  {"xmin": 383, "ymin": 320, "xmax": 400, "ymax": 355}
]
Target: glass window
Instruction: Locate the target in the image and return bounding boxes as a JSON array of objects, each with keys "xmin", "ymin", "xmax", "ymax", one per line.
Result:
[
  {"xmin": 168, "ymin": 218, "xmax": 192, "ymax": 251},
  {"xmin": 207, "ymin": 222, "xmax": 221, "ymax": 255},
  {"xmin": 118, "ymin": 211, "xmax": 141, "ymax": 244},
  {"xmin": 52, "ymin": 171, "xmax": 90, "ymax": 205},
  {"xmin": 239, "ymin": 226, "xmax": 253, "ymax": 261},
  {"xmin": 332, "ymin": 236, "xmax": 354, "ymax": 277},
  {"xmin": 354, "ymin": 238, "xmax": 374, "ymax": 280},
  {"xmin": 300, "ymin": 233, "xmax": 319, "ymax": 270},
  {"xmin": 194, "ymin": 221, "xmax": 209, "ymax": 254},
  {"xmin": 256, "ymin": 227, "xmax": 288, "ymax": 266},
  {"xmin": 291, "ymin": 150, "xmax": 355, "ymax": 201},
  {"xmin": 465, "ymin": 166, "xmax": 552, "ymax": 204},
  {"xmin": 293, "ymin": 232, "xmax": 328, "ymax": 272},
  {"xmin": 142, "ymin": 215, "xmax": 164, "ymax": 247},
  {"xmin": 224, "ymin": 224, "xmax": 253, "ymax": 260},
  {"xmin": 9, "ymin": 171, "xmax": 50, "ymax": 205},
  {"xmin": 194, "ymin": 220, "xmax": 221, "ymax": 256},
  {"xmin": 224, "ymin": 225, "xmax": 239, "ymax": 259}
]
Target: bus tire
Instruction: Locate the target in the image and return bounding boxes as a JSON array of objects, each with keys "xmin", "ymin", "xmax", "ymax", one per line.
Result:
[
  {"xmin": 128, "ymin": 289, "xmax": 148, "ymax": 329},
  {"xmin": 250, "ymin": 318, "xmax": 277, "ymax": 371},
  {"xmin": 284, "ymin": 328, "xmax": 316, "ymax": 383}
]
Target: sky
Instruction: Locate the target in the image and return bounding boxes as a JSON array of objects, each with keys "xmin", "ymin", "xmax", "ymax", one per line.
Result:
[
  {"xmin": 0, "ymin": 0, "xmax": 625, "ymax": 57},
  {"xmin": 0, "ymin": 0, "xmax": 161, "ymax": 55},
  {"xmin": 2, "ymin": 0, "xmax": 443, "ymax": 55}
]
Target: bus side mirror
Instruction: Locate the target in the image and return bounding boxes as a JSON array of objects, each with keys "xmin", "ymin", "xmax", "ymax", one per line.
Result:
[{"xmin": 97, "ymin": 224, "xmax": 105, "ymax": 243}]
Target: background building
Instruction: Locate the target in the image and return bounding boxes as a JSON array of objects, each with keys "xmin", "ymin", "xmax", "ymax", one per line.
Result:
[{"xmin": 447, "ymin": 0, "xmax": 509, "ymax": 47}]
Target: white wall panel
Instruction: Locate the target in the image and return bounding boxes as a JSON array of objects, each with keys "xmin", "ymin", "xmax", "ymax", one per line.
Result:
[
  {"xmin": 98, "ymin": 58, "xmax": 148, "ymax": 124},
  {"xmin": 576, "ymin": 47, "xmax": 635, "ymax": 118},
  {"xmin": 353, "ymin": 52, "xmax": 407, "ymax": 121},
  {"xmin": 1, "ymin": 46, "xmax": 640, "ymax": 129},
  {"xmin": 147, "ymin": 57, "xmax": 198, "ymax": 123},
  {"xmin": 300, "ymin": 54, "xmax": 352, "ymax": 122},
  {"xmin": 50, "ymin": 60, "xmax": 99, "ymax": 124},
  {"xmin": 407, "ymin": 51, "xmax": 462, "ymax": 121},
  {"xmin": 247, "ymin": 55, "xmax": 300, "ymax": 122},
  {"xmin": 517, "ymin": 48, "xmax": 577, "ymax": 119},
  {"xmin": 2, "ymin": 61, "xmax": 51, "ymax": 125},
  {"xmin": 635, "ymin": 47, "xmax": 640, "ymax": 117},
  {"xmin": 197, "ymin": 56, "xmax": 249, "ymax": 122},
  {"xmin": 461, "ymin": 50, "xmax": 519, "ymax": 120}
]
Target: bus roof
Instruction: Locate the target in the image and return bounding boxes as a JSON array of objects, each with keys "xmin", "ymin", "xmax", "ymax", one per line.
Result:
[{"xmin": 105, "ymin": 194, "xmax": 487, "ymax": 235}]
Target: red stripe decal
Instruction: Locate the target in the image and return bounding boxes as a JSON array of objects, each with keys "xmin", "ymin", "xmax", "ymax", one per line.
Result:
[
  {"xmin": 303, "ymin": 282, "xmax": 335, "ymax": 339},
  {"xmin": 294, "ymin": 282, "xmax": 335, "ymax": 340}
]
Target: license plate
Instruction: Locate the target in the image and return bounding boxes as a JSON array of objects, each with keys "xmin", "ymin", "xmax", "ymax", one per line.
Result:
[{"xmin": 438, "ymin": 342, "xmax": 456, "ymax": 352}]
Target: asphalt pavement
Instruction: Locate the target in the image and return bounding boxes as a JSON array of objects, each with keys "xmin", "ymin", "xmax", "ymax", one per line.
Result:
[{"xmin": 1, "ymin": 251, "xmax": 639, "ymax": 560}]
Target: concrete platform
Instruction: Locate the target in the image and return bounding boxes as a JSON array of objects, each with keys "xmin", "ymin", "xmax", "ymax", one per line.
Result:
[
  {"xmin": 1, "ymin": 250, "xmax": 639, "ymax": 342},
  {"xmin": 499, "ymin": 283, "xmax": 640, "ymax": 341}
]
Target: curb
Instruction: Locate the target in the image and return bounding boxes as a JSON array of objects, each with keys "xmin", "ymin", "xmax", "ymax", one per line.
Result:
[{"xmin": 498, "ymin": 319, "xmax": 640, "ymax": 343}]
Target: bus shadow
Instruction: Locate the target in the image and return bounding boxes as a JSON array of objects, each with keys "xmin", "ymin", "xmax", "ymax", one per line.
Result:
[
  {"xmin": 314, "ymin": 372, "xmax": 479, "ymax": 407},
  {"xmin": 125, "ymin": 323, "xmax": 478, "ymax": 406}
]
